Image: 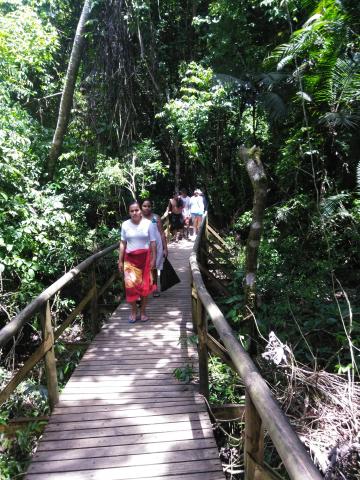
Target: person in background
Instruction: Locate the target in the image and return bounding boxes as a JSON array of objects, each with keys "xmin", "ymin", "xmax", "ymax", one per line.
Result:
[
  {"xmin": 189, "ymin": 189, "xmax": 205, "ymax": 238},
  {"xmin": 141, "ymin": 198, "xmax": 168, "ymax": 297},
  {"xmin": 166, "ymin": 192, "xmax": 183, "ymax": 242},
  {"xmin": 179, "ymin": 188, "xmax": 191, "ymax": 240},
  {"xmin": 118, "ymin": 200, "xmax": 157, "ymax": 323}
]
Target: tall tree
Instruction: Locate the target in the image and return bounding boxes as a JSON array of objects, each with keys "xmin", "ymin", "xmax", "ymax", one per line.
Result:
[{"xmin": 46, "ymin": 0, "xmax": 92, "ymax": 179}]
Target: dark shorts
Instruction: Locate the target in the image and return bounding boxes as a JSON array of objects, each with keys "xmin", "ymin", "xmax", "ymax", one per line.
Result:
[{"xmin": 170, "ymin": 213, "xmax": 184, "ymax": 230}]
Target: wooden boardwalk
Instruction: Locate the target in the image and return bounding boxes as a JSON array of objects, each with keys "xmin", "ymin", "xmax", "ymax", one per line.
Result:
[{"xmin": 25, "ymin": 241, "xmax": 224, "ymax": 480}]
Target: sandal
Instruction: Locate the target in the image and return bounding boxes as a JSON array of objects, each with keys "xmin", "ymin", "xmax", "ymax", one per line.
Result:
[
  {"xmin": 153, "ymin": 291, "xmax": 160, "ymax": 298},
  {"xmin": 128, "ymin": 314, "xmax": 137, "ymax": 323},
  {"xmin": 140, "ymin": 315, "xmax": 149, "ymax": 322}
]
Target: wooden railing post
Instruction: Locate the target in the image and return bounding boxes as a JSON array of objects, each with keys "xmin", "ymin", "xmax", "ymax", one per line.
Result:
[
  {"xmin": 245, "ymin": 390, "xmax": 264, "ymax": 479},
  {"xmin": 197, "ymin": 296, "xmax": 209, "ymax": 399},
  {"xmin": 90, "ymin": 266, "xmax": 99, "ymax": 335},
  {"xmin": 191, "ymin": 281, "xmax": 198, "ymax": 334},
  {"xmin": 40, "ymin": 300, "xmax": 59, "ymax": 411}
]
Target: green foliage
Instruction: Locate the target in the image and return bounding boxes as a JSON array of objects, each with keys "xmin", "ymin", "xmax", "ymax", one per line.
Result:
[
  {"xmin": 209, "ymin": 356, "xmax": 245, "ymax": 404},
  {"xmin": 0, "ymin": 1, "xmax": 58, "ymax": 99},
  {"xmin": 173, "ymin": 364, "xmax": 194, "ymax": 383}
]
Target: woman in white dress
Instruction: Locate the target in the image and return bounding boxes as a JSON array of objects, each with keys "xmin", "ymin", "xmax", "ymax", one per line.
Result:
[{"xmin": 141, "ymin": 199, "xmax": 168, "ymax": 296}]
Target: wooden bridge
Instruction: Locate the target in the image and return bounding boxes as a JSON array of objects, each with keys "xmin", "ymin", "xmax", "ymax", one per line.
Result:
[{"xmin": 0, "ymin": 217, "xmax": 322, "ymax": 479}]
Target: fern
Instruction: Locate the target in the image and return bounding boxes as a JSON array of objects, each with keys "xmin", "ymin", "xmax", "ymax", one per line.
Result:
[{"xmin": 320, "ymin": 193, "xmax": 350, "ymax": 219}]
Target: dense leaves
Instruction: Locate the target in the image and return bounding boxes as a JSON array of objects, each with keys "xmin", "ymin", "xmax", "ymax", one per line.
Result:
[{"xmin": 0, "ymin": 0, "xmax": 359, "ymax": 477}]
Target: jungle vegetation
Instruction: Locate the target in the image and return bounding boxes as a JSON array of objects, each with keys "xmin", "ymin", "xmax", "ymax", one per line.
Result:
[{"xmin": 0, "ymin": 0, "xmax": 359, "ymax": 478}]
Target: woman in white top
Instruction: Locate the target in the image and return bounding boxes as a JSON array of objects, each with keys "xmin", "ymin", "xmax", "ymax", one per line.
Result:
[
  {"xmin": 189, "ymin": 189, "xmax": 205, "ymax": 237},
  {"xmin": 180, "ymin": 188, "xmax": 191, "ymax": 239},
  {"xmin": 118, "ymin": 201, "xmax": 157, "ymax": 323},
  {"xmin": 141, "ymin": 198, "xmax": 168, "ymax": 297}
]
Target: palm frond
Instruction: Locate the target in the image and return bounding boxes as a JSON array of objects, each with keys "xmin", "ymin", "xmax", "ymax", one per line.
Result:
[
  {"xmin": 319, "ymin": 111, "xmax": 360, "ymax": 129},
  {"xmin": 259, "ymin": 92, "xmax": 287, "ymax": 122},
  {"xmin": 320, "ymin": 193, "xmax": 351, "ymax": 219}
]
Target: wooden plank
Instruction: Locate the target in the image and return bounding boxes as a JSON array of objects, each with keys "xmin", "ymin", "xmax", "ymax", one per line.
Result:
[
  {"xmin": 52, "ymin": 399, "xmax": 204, "ymax": 414},
  {"xmin": 32, "ymin": 438, "xmax": 217, "ymax": 462},
  {"xmin": 40, "ymin": 417, "xmax": 214, "ymax": 441},
  {"xmin": 49, "ymin": 405, "xmax": 205, "ymax": 423},
  {"xmin": 46, "ymin": 412, "xmax": 210, "ymax": 432},
  {"xmin": 26, "ymin": 459, "xmax": 223, "ymax": 479},
  {"xmin": 58, "ymin": 391, "xmax": 197, "ymax": 401},
  {"xmin": 27, "ymin": 448, "xmax": 220, "ymax": 474},
  {"xmin": 37, "ymin": 428, "xmax": 215, "ymax": 451},
  {"xmin": 55, "ymin": 395, "xmax": 201, "ymax": 408},
  {"xmin": 27, "ymin": 471, "xmax": 224, "ymax": 480}
]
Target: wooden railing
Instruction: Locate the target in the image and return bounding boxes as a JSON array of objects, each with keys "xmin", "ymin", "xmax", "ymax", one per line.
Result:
[
  {"xmin": 0, "ymin": 242, "xmax": 119, "ymax": 413},
  {"xmin": 190, "ymin": 214, "xmax": 322, "ymax": 480}
]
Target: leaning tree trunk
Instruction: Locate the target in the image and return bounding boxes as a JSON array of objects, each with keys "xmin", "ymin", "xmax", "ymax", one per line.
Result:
[
  {"xmin": 46, "ymin": 0, "xmax": 92, "ymax": 179},
  {"xmin": 238, "ymin": 145, "xmax": 267, "ymax": 325},
  {"xmin": 174, "ymin": 136, "xmax": 181, "ymax": 194}
]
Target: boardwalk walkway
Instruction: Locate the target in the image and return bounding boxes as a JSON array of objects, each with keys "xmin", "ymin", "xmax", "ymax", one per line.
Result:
[{"xmin": 25, "ymin": 242, "xmax": 224, "ymax": 480}]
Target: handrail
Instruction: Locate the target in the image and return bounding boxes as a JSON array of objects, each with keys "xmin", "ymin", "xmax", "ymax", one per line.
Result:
[
  {"xmin": 0, "ymin": 241, "xmax": 119, "ymax": 412},
  {"xmin": 0, "ymin": 242, "xmax": 118, "ymax": 348},
  {"xmin": 190, "ymin": 215, "xmax": 322, "ymax": 480}
]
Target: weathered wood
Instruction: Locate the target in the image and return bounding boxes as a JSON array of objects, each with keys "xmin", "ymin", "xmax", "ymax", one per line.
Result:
[
  {"xmin": 197, "ymin": 298, "xmax": 209, "ymax": 399},
  {"xmin": 26, "ymin": 459, "xmax": 223, "ymax": 479},
  {"xmin": 40, "ymin": 301, "xmax": 59, "ymax": 410},
  {"xmin": 205, "ymin": 333, "xmax": 235, "ymax": 370},
  {"xmin": 97, "ymin": 271, "xmax": 119, "ymax": 298},
  {"xmin": 248, "ymin": 455, "xmax": 284, "ymax": 480},
  {"xmin": 54, "ymin": 286, "xmax": 95, "ymax": 341},
  {"xmin": 245, "ymin": 392, "xmax": 264, "ymax": 479},
  {"xmin": 90, "ymin": 267, "xmax": 99, "ymax": 335},
  {"xmin": 0, "ymin": 335, "xmax": 53, "ymax": 406},
  {"xmin": 198, "ymin": 263, "xmax": 230, "ymax": 295},
  {"xmin": 206, "ymin": 250, "xmax": 232, "ymax": 277},
  {"xmin": 210, "ymin": 404, "xmax": 245, "ymax": 421},
  {"xmin": 190, "ymin": 216, "xmax": 322, "ymax": 480},
  {"xmin": 207, "ymin": 224, "xmax": 229, "ymax": 250},
  {"xmin": 0, "ymin": 242, "xmax": 118, "ymax": 348}
]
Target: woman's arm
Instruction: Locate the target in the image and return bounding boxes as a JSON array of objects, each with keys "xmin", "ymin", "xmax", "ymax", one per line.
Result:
[
  {"xmin": 157, "ymin": 216, "xmax": 168, "ymax": 257},
  {"xmin": 150, "ymin": 240, "xmax": 156, "ymax": 269},
  {"xmin": 118, "ymin": 240, "xmax": 126, "ymax": 273}
]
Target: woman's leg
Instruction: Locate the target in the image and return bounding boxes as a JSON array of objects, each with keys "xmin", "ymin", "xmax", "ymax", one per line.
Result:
[
  {"xmin": 128, "ymin": 301, "xmax": 137, "ymax": 322},
  {"xmin": 193, "ymin": 216, "xmax": 199, "ymax": 234},
  {"xmin": 140, "ymin": 296, "xmax": 149, "ymax": 320},
  {"xmin": 153, "ymin": 269, "xmax": 160, "ymax": 296}
]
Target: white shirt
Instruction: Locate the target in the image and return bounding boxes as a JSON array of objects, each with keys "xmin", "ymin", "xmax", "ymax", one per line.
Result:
[
  {"xmin": 180, "ymin": 195, "xmax": 191, "ymax": 217},
  {"xmin": 189, "ymin": 195, "xmax": 205, "ymax": 215},
  {"xmin": 121, "ymin": 218, "xmax": 157, "ymax": 252}
]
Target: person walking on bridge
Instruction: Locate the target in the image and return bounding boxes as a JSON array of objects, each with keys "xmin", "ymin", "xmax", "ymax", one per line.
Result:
[
  {"xmin": 118, "ymin": 200, "xmax": 157, "ymax": 323},
  {"xmin": 141, "ymin": 198, "xmax": 168, "ymax": 297},
  {"xmin": 189, "ymin": 189, "xmax": 205, "ymax": 238},
  {"xmin": 166, "ymin": 192, "xmax": 184, "ymax": 242}
]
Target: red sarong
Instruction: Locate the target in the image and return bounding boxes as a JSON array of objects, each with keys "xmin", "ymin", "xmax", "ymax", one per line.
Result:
[{"xmin": 124, "ymin": 248, "xmax": 155, "ymax": 302}]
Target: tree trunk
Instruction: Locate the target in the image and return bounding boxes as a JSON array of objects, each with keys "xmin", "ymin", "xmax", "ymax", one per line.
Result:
[
  {"xmin": 174, "ymin": 136, "xmax": 180, "ymax": 193},
  {"xmin": 46, "ymin": 0, "xmax": 92, "ymax": 179},
  {"xmin": 238, "ymin": 145, "xmax": 267, "ymax": 319}
]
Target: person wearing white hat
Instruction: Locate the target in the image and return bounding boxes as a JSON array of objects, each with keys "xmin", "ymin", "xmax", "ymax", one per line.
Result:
[{"xmin": 189, "ymin": 189, "xmax": 205, "ymax": 238}]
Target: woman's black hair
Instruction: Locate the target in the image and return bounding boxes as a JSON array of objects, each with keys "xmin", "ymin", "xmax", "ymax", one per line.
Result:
[
  {"xmin": 140, "ymin": 198, "xmax": 152, "ymax": 206},
  {"xmin": 128, "ymin": 199, "xmax": 140, "ymax": 210}
]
